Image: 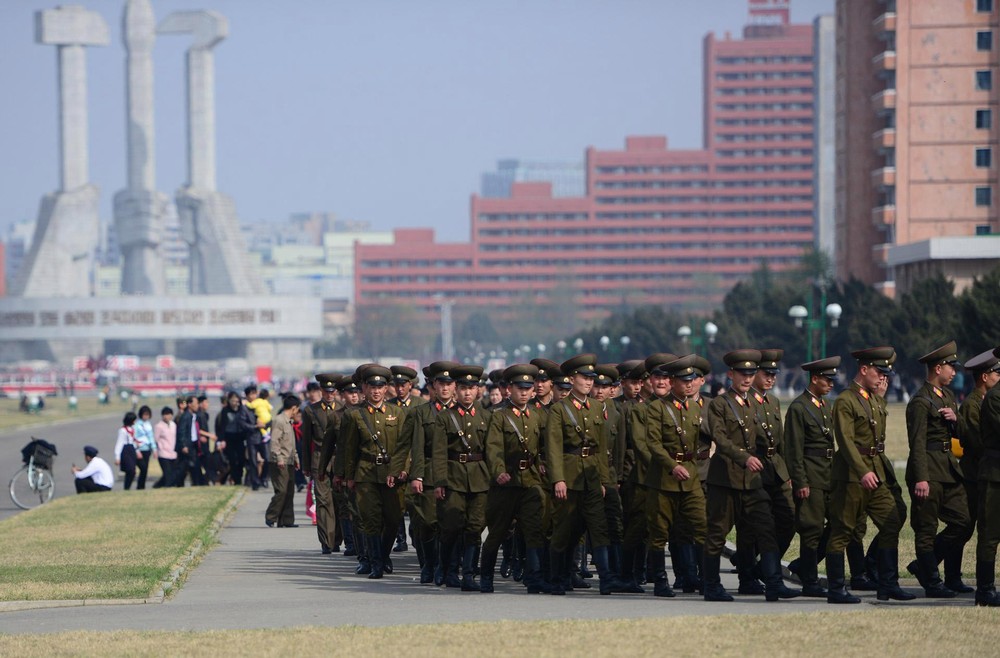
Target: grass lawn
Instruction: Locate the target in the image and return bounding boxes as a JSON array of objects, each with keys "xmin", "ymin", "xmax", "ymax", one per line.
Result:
[
  {"xmin": 1, "ymin": 608, "xmax": 998, "ymax": 657},
  {"xmin": 0, "ymin": 487, "xmax": 238, "ymax": 601},
  {"xmin": 0, "ymin": 396, "xmax": 173, "ymax": 433}
]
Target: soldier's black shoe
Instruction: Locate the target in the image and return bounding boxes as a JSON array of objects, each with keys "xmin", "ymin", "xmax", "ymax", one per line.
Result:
[
  {"xmin": 511, "ymin": 558, "xmax": 524, "ymax": 582},
  {"xmin": 827, "ymin": 587, "xmax": 861, "ymax": 604},
  {"xmin": 479, "ymin": 574, "xmax": 494, "ymax": 593},
  {"xmin": 761, "ymin": 552, "xmax": 801, "ymax": 602},
  {"xmin": 786, "ymin": 557, "xmax": 802, "ymax": 577},
  {"xmin": 321, "ymin": 546, "xmax": 332, "ymax": 555},
  {"xmin": 367, "ymin": 535, "xmax": 385, "ymax": 579},
  {"xmin": 570, "ymin": 572, "xmax": 591, "ymax": 589},
  {"xmin": 265, "ymin": 518, "xmax": 275, "ymax": 528},
  {"xmin": 876, "ymin": 548, "xmax": 916, "ymax": 601},
  {"xmin": 975, "ymin": 561, "xmax": 1000, "ymax": 606},
  {"xmin": 702, "ymin": 554, "xmax": 734, "ymax": 602},
  {"xmin": 825, "ymin": 554, "xmax": 860, "ymax": 604},
  {"xmin": 524, "ymin": 548, "xmax": 553, "ymax": 595},
  {"xmin": 392, "ymin": 540, "xmax": 408, "ymax": 553},
  {"xmin": 877, "ymin": 585, "xmax": 917, "ymax": 601},
  {"xmin": 850, "ymin": 575, "xmax": 878, "ymax": 591},
  {"xmin": 906, "ymin": 559, "xmax": 929, "ymax": 589},
  {"xmin": 737, "ymin": 580, "xmax": 765, "ymax": 595},
  {"xmin": 383, "ymin": 557, "xmax": 394, "ymax": 575},
  {"xmin": 704, "ymin": 586, "xmax": 734, "ymax": 602},
  {"xmin": 916, "ymin": 552, "xmax": 954, "ymax": 598},
  {"xmin": 801, "ymin": 583, "xmax": 828, "ymax": 598},
  {"xmin": 499, "ymin": 537, "xmax": 513, "ymax": 578},
  {"xmin": 653, "ymin": 580, "xmax": 675, "ymax": 598},
  {"xmin": 944, "ymin": 546, "xmax": 973, "ymax": 593},
  {"xmin": 356, "ymin": 558, "xmax": 372, "ymax": 576},
  {"xmin": 923, "ymin": 582, "xmax": 958, "ymax": 598},
  {"xmin": 945, "ymin": 578, "xmax": 974, "ymax": 594},
  {"xmin": 420, "ymin": 540, "xmax": 437, "ymax": 584}
]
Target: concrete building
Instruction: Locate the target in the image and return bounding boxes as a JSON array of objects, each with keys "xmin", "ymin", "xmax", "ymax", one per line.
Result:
[
  {"xmin": 836, "ymin": 0, "xmax": 1000, "ymax": 295},
  {"xmin": 813, "ymin": 14, "xmax": 837, "ymax": 260},
  {"xmin": 356, "ymin": 2, "xmax": 817, "ymax": 321}
]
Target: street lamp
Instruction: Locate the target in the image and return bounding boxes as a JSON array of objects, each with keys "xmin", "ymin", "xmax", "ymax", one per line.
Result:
[
  {"xmin": 599, "ymin": 335, "xmax": 610, "ymax": 352},
  {"xmin": 677, "ymin": 321, "xmax": 718, "ymax": 357},
  {"xmin": 573, "ymin": 338, "xmax": 584, "ymax": 353},
  {"xmin": 788, "ymin": 286, "xmax": 842, "ymax": 362},
  {"xmin": 620, "ymin": 335, "xmax": 630, "ymax": 359},
  {"xmin": 537, "ymin": 343, "xmax": 546, "ymax": 356},
  {"xmin": 556, "ymin": 340, "xmax": 567, "ymax": 356}
]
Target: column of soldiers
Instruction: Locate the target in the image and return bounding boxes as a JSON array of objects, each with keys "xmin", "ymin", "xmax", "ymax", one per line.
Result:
[{"xmin": 296, "ymin": 342, "xmax": 1000, "ymax": 605}]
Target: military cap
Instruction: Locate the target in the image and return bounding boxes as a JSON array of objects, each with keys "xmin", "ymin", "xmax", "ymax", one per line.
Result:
[
  {"xmin": 724, "ymin": 349, "xmax": 762, "ymax": 374},
  {"xmin": 964, "ymin": 348, "xmax": 1000, "ymax": 373},
  {"xmin": 801, "ymin": 356, "xmax": 840, "ymax": 377},
  {"xmin": 360, "ymin": 364, "xmax": 392, "ymax": 386},
  {"xmin": 851, "ymin": 347, "xmax": 895, "ymax": 374},
  {"xmin": 561, "ymin": 353, "xmax": 598, "ymax": 377},
  {"xmin": 504, "ymin": 364, "xmax": 539, "ymax": 389},
  {"xmin": 617, "ymin": 359, "xmax": 645, "ymax": 380},
  {"xmin": 453, "ymin": 364, "xmax": 485, "ymax": 385},
  {"xmin": 919, "ymin": 340, "xmax": 961, "ymax": 367},
  {"xmin": 665, "ymin": 354, "xmax": 699, "ymax": 381},
  {"xmin": 390, "ymin": 365, "xmax": 418, "ymax": 383},
  {"xmin": 352, "ymin": 362, "xmax": 379, "ymax": 384},
  {"xmin": 594, "ymin": 364, "xmax": 619, "ymax": 386},
  {"xmin": 626, "ymin": 362, "xmax": 648, "ymax": 380},
  {"xmin": 692, "ymin": 356, "xmax": 711, "ymax": 377},
  {"xmin": 644, "ymin": 352, "xmax": 678, "ymax": 376},
  {"xmin": 426, "ymin": 360, "xmax": 460, "ymax": 382},
  {"xmin": 530, "ymin": 358, "xmax": 561, "ymax": 381},
  {"xmin": 758, "ymin": 349, "xmax": 783, "ymax": 374},
  {"xmin": 553, "ymin": 374, "xmax": 573, "ymax": 390},
  {"xmin": 488, "ymin": 368, "xmax": 506, "ymax": 385},
  {"xmin": 337, "ymin": 377, "xmax": 360, "ymax": 393},
  {"xmin": 315, "ymin": 372, "xmax": 339, "ymax": 392}
]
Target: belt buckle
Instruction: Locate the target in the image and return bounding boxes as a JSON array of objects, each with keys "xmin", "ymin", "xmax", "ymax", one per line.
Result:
[
  {"xmin": 941, "ymin": 442, "xmax": 952, "ymax": 453},
  {"xmin": 767, "ymin": 447, "xmax": 776, "ymax": 457},
  {"xmin": 459, "ymin": 453, "xmax": 468, "ymax": 464},
  {"xmin": 877, "ymin": 443, "xmax": 885, "ymax": 454},
  {"xmin": 826, "ymin": 448, "xmax": 834, "ymax": 459},
  {"xmin": 866, "ymin": 446, "xmax": 876, "ymax": 457},
  {"xmin": 675, "ymin": 453, "xmax": 684, "ymax": 462},
  {"xmin": 375, "ymin": 454, "xmax": 385, "ymax": 465},
  {"xmin": 580, "ymin": 446, "xmax": 591, "ymax": 457},
  {"xmin": 517, "ymin": 459, "xmax": 529, "ymax": 470}
]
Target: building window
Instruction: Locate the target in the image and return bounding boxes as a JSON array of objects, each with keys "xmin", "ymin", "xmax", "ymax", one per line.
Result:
[
  {"xmin": 978, "ymin": 0, "xmax": 993, "ymax": 12},
  {"xmin": 977, "ymin": 148, "xmax": 993, "ymax": 167},
  {"xmin": 976, "ymin": 186, "xmax": 992, "ymax": 206},
  {"xmin": 976, "ymin": 70, "xmax": 993, "ymax": 90},
  {"xmin": 977, "ymin": 109, "xmax": 992, "ymax": 129},
  {"xmin": 976, "ymin": 225, "xmax": 993, "ymax": 235},
  {"xmin": 978, "ymin": 31, "xmax": 994, "ymax": 51}
]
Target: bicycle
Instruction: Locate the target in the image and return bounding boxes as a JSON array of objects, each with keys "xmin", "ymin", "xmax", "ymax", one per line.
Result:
[{"xmin": 10, "ymin": 439, "xmax": 57, "ymax": 510}]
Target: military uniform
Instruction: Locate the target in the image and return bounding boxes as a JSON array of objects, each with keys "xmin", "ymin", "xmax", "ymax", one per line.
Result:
[
  {"xmin": 480, "ymin": 364, "xmax": 548, "ymax": 593},
  {"xmin": 301, "ymin": 373, "xmax": 342, "ymax": 554},
  {"xmin": 431, "ymin": 365, "xmax": 491, "ymax": 590},
  {"xmin": 825, "ymin": 347, "xmax": 913, "ymax": 603},
  {"xmin": 341, "ymin": 365, "xmax": 408, "ymax": 579},
  {"xmin": 643, "ymin": 355, "xmax": 707, "ymax": 598},
  {"xmin": 783, "ymin": 356, "xmax": 839, "ymax": 596},
  {"xmin": 974, "ymin": 346, "xmax": 1000, "ymax": 606},
  {"xmin": 904, "ymin": 342, "xmax": 971, "ymax": 597}
]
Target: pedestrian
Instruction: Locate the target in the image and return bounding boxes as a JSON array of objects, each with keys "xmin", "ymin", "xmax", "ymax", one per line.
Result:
[
  {"xmin": 265, "ymin": 395, "xmax": 302, "ymax": 528},
  {"xmin": 301, "ymin": 373, "xmax": 342, "ymax": 554},
  {"xmin": 175, "ymin": 395, "xmax": 207, "ymax": 487},
  {"xmin": 72, "ymin": 445, "xmax": 114, "ymax": 493},
  {"xmin": 114, "ymin": 411, "xmax": 139, "ymax": 490},
  {"xmin": 973, "ymin": 346, "xmax": 1000, "ymax": 606},
  {"xmin": 153, "ymin": 406, "xmax": 177, "ymax": 488},
  {"xmin": 134, "ymin": 405, "xmax": 156, "ymax": 489},
  {"xmin": 217, "ymin": 391, "xmax": 256, "ymax": 486},
  {"xmin": 245, "ymin": 386, "xmax": 271, "ymax": 489}
]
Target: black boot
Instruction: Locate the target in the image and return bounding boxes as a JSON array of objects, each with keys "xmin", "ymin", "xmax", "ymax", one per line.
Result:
[
  {"xmin": 355, "ymin": 534, "xmax": 372, "ymax": 575},
  {"xmin": 944, "ymin": 545, "xmax": 974, "ymax": 593},
  {"xmin": 579, "ymin": 542, "xmax": 593, "ymax": 578},
  {"xmin": 393, "ymin": 519, "xmax": 408, "ymax": 552},
  {"xmin": 646, "ymin": 549, "xmax": 675, "ymax": 598},
  {"xmin": 525, "ymin": 547, "xmax": 552, "ymax": 594},
  {"xmin": 848, "ymin": 540, "xmax": 877, "ymax": 591},
  {"xmin": 342, "ymin": 519, "xmax": 357, "ymax": 556},
  {"xmin": 876, "ymin": 547, "xmax": 916, "ymax": 601},
  {"xmin": 690, "ymin": 544, "xmax": 704, "ymax": 594},
  {"xmin": 434, "ymin": 538, "xmax": 446, "ymax": 586},
  {"xmin": 570, "ymin": 544, "xmax": 591, "ymax": 589},
  {"xmin": 975, "ymin": 560, "xmax": 1000, "ymax": 606},
  {"xmin": 549, "ymin": 549, "xmax": 567, "ymax": 595},
  {"xmin": 462, "ymin": 543, "xmax": 479, "ymax": 591},
  {"xmin": 761, "ymin": 551, "xmax": 800, "ymax": 601},
  {"xmin": 609, "ymin": 543, "xmax": 623, "ymax": 578},
  {"xmin": 512, "ymin": 533, "xmax": 526, "ymax": 581},
  {"xmin": 441, "ymin": 540, "xmax": 462, "ymax": 588},
  {"xmin": 367, "ymin": 535, "xmax": 384, "ymax": 579},
  {"xmin": 798, "ymin": 548, "xmax": 827, "ymax": 598},
  {"xmin": 736, "ymin": 549, "xmax": 765, "ymax": 595},
  {"xmin": 479, "ymin": 540, "xmax": 497, "ymax": 593},
  {"xmin": 916, "ymin": 551, "xmax": 956, "ymax": 598},
  {"xmin": 634, "ymin": 545, "xmax": 647, "ymax": 585},
  {"xmin": 619, "ymin": 545, "xmax": 646, "ymax": 593},
  {"xmin": 677, "ymin": 544, "xmax": 701, "ymax": 594},
  {"xmin": 669, "ymin": 542, "xmax": 686, "ymax": 590},
  {"xmin": 594, "ymin": 545, "xmax": 629, "ymax": 595},
  {"xmin": 420, "ymin": 539, "xmax": 437, "ymax": 584},
  {"xmin": 825, "ymin": 553, "xmax": 860, "ymax": 604},
  {"xmin": 702, "ymin": 553, "xmax": 734, "ymax": 602},
  {"xmin": 786, "ymin": 556, "xmax": 802, "ymax": 579},
  {"xmin": 381, "ymin": 529, "xmax": 395, "ymax": 574}
]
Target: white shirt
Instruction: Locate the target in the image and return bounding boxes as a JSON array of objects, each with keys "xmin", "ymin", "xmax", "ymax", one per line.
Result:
[{"xmin": 75, "ymin": 457, "xmax": 114, "ymax": 488}]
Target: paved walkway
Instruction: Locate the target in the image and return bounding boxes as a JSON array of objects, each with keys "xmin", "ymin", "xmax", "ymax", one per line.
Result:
[{"xmin": 1, "ymin": 486, "xmax": 967, "ymax": 635}]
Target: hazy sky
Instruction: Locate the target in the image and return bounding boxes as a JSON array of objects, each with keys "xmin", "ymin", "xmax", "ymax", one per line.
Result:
[{"xmin": 0, "ymin": 0, "xmax": 832, "ymax": 241}]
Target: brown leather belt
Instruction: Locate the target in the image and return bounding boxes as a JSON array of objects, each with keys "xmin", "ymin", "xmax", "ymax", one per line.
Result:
[
  {"xmin": 508, "ymin": 455, "xmax": 535, "ymax": 471},
  {"xmin": 756, "ymin": 446, "xmax": 777, "ymax": 458},
  {"xmin": 674, "ymin": 452, "xmax": 695, "ymax": 462},
  {"xmin": 566, "ymin": 445, "xmax": 596, "ymax": 457},
  {"xmin": 448, "ymin": 451, "xmax": 484, "ymax": 463},
  {"xmin": 927, "ymin": 441, "xmax": 951, "ymax": 453},
  {"xmin": 696, "ymin": 448, "xmax": 711, "ymax": 461},
  {"xmin": 362, "ymin": 453, "xmax": 389, "ymax": 465},
  {"xmin": 860, "ymin": 442, "xmax": 885, "ymax": 457},
  {"xmin": 804, "ymin": 447, "xmax": 834, "ymax": 459}
]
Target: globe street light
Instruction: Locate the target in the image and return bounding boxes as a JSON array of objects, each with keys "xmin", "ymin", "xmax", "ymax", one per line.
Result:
[
  {"xmin": 788, "ymin": 289, "xmax": 842, "ymax": 362},
  {"xmin": 573, "ymin": 338, "xmax": 584, "ymax": 353},
  {"xmin": 556, "ymin": 340, "xmax": 567, "ymax": 355}
]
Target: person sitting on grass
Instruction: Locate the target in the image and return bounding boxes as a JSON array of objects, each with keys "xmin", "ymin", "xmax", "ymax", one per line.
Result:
[{"xmin": 72, "ymin": 445, "xmax": 114, "ymax": 494}]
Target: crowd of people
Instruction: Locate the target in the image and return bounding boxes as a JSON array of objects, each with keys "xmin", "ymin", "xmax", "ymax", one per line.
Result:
[{"xmin": 70, "ymin": 341, "xmax": 1000, "ymax": 607}]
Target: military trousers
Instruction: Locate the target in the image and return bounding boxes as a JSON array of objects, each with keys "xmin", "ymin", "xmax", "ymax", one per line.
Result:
[
  {"xmin": 704, "ymin": 484, "xmax": 777, "ymax": 556},
  {"xmin": 603, "ymin": 485, "xmax": 624, "ymax": 546},
  {"xmin": 313, "ymin": 475, "xmax": 338, "ymax": 550},
  {"xmin": 827, "ymin": 481, "xmax": 901, "ymax": 553},
  {"xmin": 406, "ymin": 488, "xmax": 438, "ymax": 542},
  {"xmin": 976, "ymin": 481, "xmax": 1000, "ymax": 561},
  {"xmin": 355, "ymin": 482, "xmax": 404, "ymax": 537},
  {"xmin": 909, "ymin": 480, "xmax": 972, "ymax": 555},
  {"xmin": 794, "ymin": 487, "xmax": 832, "ymax": 551},
  {"xmin": 484, "ymin": 485, "xmax": 546, "ymax": 551},
  {"xmin": 265, "ymin": 463, "xmax": 295, "ymax": 527},
  {"xmin": 620, "ymin": 480, "xmax": 649, "ymax": 550},
  {"xmin": 333, "ymin": 485, "xmax": 352, "ymax": 520},
  {"xmin": 646, "ymin": 486, "xmax": 707, "ymax": 550},
  {"xmin": 438, "ymin": 489, "xmax": 487, "ymax": 545},
  {"xmin": 551, "ymin": 486, "xmax": 610, "ymax": 552}
]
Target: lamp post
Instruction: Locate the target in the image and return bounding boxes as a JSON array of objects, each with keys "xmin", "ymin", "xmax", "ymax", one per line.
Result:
[
  {"xmin": 677, "ymin": 321, "xmax": 718, "ymax": 358},
  {"xmin": 788, "ymin": 282, "xmax": 842, "ymax": 362},
  {"xmin": 598, "ymin": 334, "xmax": 631, "ymax": 360},
  {"xmin": 556, "ymin": 340, "xmax": 567, "ymax": 356},
  {"xmin": 573, "ymin": 337, "xmax": 584, "ymax": 354}
]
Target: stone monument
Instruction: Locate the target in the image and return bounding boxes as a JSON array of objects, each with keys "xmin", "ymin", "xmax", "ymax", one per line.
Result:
[{"xmin": 11, "ymin": 5, "xmax": 109, "ymax": 298}]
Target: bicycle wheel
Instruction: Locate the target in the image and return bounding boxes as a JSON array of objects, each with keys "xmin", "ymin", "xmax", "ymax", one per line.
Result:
[{"xmin": 10, "ymin": 466, "xmax": 55, "ymax": 510}]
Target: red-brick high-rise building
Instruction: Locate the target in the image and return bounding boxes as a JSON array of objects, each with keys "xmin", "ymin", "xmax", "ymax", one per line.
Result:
[{"xmin": 356, "ymin": 1, "xmax": 818, "ymax": 324}]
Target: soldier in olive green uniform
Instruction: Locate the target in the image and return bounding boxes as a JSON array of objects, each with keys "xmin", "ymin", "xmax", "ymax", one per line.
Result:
[
  {"xmin": 959, "ymin": 349, "xmax": 1000, "ymax": 597},
  {"xmin": 643, "ymin": 354, "xmax": 707, "ymax": 598},
  {"xmin": 783, "ymin": 357, "xmax": 839, "ymax": 597},
  {"xmin": 825, "ymin": 347, "xmax": 914, "ymax": 603},
  {"xmin": 432, "ymin": 365, "xmax": 491, "ymax": 590},
  {"xmin": 904, "ymin": 341, "xmax": 972, "ymax": 598},
  {"xmin": 703, "ymin": 350, "xmax": 798, "ymax": 602},
  {"xmin": 974, "ymin": 346, "xmax": 1000, "ymax": 606},
  {"xmin": 387, "ymin": 365, "xmax": 425, "ymax": 555},
  {"xmin": 481, "ymin": 364, "xmax": 548, "ymax": 593},
  {"xmin": 546, "ymin": 354, "xmax": 627, "ymax": 595},
  {"xmin": 341, "ymin": 365, "xmax": 409, "ymax": 579},
  {"xmin": 301, "ymin": 373, "xmax": 343, "ymax": 555},
  {"xmin": 591, "ymin": 365, "xmax": 628, "ymax": 588},
  {"xmin": 404, "ymin": 361, "xmax": 459, "ymax": 584}
]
